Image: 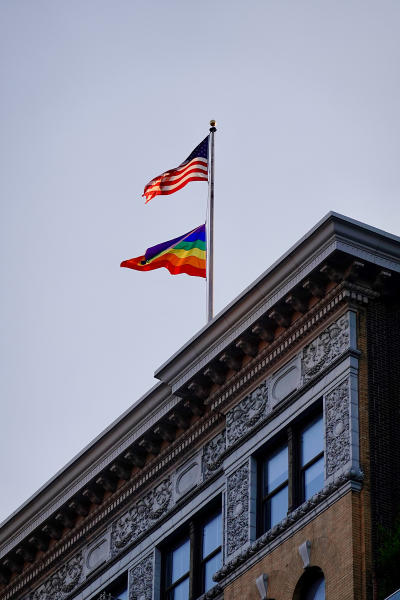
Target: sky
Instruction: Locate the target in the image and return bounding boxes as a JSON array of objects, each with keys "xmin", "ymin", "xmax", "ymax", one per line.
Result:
[{"xmin": 1, "ymin": 0, "xmax": 400, "ymax": 525}]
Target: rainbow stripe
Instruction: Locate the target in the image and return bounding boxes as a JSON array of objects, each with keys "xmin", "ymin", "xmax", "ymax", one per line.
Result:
[{"xmin": 121, "ymin": 224, "xmax": 206, "ymax": 278}]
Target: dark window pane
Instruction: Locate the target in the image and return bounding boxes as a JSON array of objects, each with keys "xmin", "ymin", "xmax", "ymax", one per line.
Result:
[
  {"xmin": 301, "ymin": 416, "xmax": 323, "ymax": 466},
  {"xmin": 202, "ymin": 513, "xmax": 222, "ymax": 558},
  {"xmin": 170, "ymin": 538, "xmax": 190, "ymax": 584},
  {"xmin": 304, "ymin": 575, "xmax": 325, "ymax": 600},
  {"xmin": 171, "ymin": 577, "xmax": 189, "ymax": 600},
  {"xmin": 265, "ymin": 445, "xmax": 288, "ymax": 493},
  {"xmin": 267, "ymin": 484, "xmax": 288, "ymax": 528},
  {"xmin": 204, "ymin": 550, "xmax": 222, "ymax": 592},
  {"xmin": 303, "ymin": 457, "xmax": 324, "ymax": 500}
]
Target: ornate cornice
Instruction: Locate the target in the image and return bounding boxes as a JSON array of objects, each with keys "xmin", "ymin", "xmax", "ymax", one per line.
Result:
[
  {"xmin": 0, "ymin": 411, "xmax": 224, "ymax": 599},
  {"xmin": 1, "ymin": 251, "xmax": 397, "ymax": 598}
]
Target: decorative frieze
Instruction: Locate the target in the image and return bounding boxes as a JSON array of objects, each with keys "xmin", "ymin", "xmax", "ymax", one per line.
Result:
[
  {"xmin": 226, "ymin": 381, "xmax": 269, "ymax": 447},
  {"xmin": 302, "ymin": 313, "xmax": 350, "ymax": 382},
  {"xmin": 226, "ymin": 463, "xmax": 250, "ymax": 556},
  {"xmin": 30, "ymin": 551, "xmax": 83, "ymax": 600},
  {"xmin": 202, "ymin": 431, "xmax": 226, "ymax": 479},
  {"xmin": 129, "ymin": 554, "xmax": 153, "ymax": 600},
  {"xmin": 325, "ymin": 380, "xmax": 350, "ymax": 477},
  {"xmin": 111, "ymin": 478, "xmax": 172, "ymax": 555}
]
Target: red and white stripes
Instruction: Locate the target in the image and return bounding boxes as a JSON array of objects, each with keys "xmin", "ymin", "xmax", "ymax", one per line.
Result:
[{"xmin": 143, "ymin": 157, "xmax": 208, "ymax": 203}]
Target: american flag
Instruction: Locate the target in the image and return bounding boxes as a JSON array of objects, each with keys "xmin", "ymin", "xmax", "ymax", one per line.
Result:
[{"xmin": 143, "ymin": 136, "xmax": 209, "ymax": 203}]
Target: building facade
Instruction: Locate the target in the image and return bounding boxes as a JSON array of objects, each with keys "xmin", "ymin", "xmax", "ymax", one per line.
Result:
[{"xmin": 1, "ymin": 212, "xmax": 400, "ymax": 600}]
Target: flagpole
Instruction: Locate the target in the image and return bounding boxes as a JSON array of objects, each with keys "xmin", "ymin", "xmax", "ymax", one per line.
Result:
[{"xmin": 207, "ymin": 120, "xmax": 216, "ymax": 323}]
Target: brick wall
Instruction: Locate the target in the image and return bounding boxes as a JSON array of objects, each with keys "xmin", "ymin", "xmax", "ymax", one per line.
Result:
[
  {"xmin": 366, "ymin": 298, "xmax": 400, "ymax": 596},
  {"xmin": 224, "ymin": 493, "xmax": 356, "ymax": 600},
  {"xmin": 357, "ymin": 308, "xmax": 373, "ymax": 600}
]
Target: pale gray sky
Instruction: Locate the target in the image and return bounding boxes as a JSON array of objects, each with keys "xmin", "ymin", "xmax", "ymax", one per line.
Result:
[{"xmin": 1, "ymin": 0, "xmax": 400, "ymax": 523}]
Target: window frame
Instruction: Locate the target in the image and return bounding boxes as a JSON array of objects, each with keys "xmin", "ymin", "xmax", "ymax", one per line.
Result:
[
  {"xmin": 257, "ymin": 401, "xmax": 324, "ymax": 537},
  {"xmin": 163, "ymin": 533, "xmax": 191, "ymax": 599},
  {"xmin": 160, "ymin": 497, "xmax": 222, "ymax": 600},
  {"xmin": 95, "ymin": 572, "xmax": 128, "ymax": 600},
  {"xmin": 259, "ymin": 437, "xmax": 289, "ymax": 532},
  {"xmin": 298, "ymin": 414, "xmax": 325, "ymax": 503}
]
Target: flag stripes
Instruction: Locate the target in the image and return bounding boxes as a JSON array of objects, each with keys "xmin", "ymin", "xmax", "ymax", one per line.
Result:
[
  {"xmin": 121, "ymin": 224, "xmax": 206, "ymax": 278},
  {"xmin": 143, "ymin": 137, "xmax": 209, "ymax": 203}
]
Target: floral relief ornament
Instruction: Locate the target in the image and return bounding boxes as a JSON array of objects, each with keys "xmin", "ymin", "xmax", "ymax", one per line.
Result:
[
  {"xmin": 325, "ymin": 379, "xmax": 351, "ymax": 476},
  {"xmin": 226, "ymin": 380, "xmax": 269, "ymax": 446},
  {"xmin": 302, "ymin": 314, "xmax": 350, "ymax": 382},
  {"xmin": 202, "ymin": 430, "xmax": 226, "ymax": 478},
  {"xmin": 129, "ymin": 554, "xmax": 153, "ymax": 600},
  {"xmin": 226, "ymin": 463, "xmax": 249, "ymax": 555},
  {"xmin": 112, "ymin": 478, "xmax": 172, "ymax": 552},
  {"xmin": 31, "ymin": 552, "xmax": 83, "ymax": 600}
]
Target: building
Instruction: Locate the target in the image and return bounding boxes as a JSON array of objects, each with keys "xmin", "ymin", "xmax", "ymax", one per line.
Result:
[{"xmin": 1, "ymin": 212, "xmax": 400, "ymax": 600}]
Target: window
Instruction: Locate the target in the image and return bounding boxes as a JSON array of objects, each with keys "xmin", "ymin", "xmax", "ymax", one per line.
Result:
[
  {"xmin": 258, "ymin": 406, "xmax": 324, "ymax": 534},
  {"xmin": 162, "ymin": 502, "xmax": 222, "ymax": 599},
  {"xmin": 260, "ymin": 443, "xmax": 289, "ymax": 530},
  {"xmin": 300, "ymin": 415, "xmax": 324, "ymax": 502},
  {"xmin": 96, "ymin": 574, "xmax": 128, "ymax": 600},
  {"xmin": 304, "ymin": 575, "xmax": 325, "ymax": 600},
  {"xmin": 165, "ymin": 537, "xmax": 190, "ymax": 599},
  {"xmin": 293, "ymin": 567, "xmax": 325, "ymax": 600}
]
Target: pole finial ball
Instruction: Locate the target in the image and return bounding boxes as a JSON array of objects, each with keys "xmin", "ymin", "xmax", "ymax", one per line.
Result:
[{"xmin": 210, "ymin": 120, "xmax": 216, "ymax": 127}]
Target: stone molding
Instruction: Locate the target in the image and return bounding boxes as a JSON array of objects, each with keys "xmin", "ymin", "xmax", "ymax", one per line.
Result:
[
  {"xmin": 167, "ymin": 237, "xmax": 340, "ymax": 393},
  {"xmin": 202, "ymin": 431, "xmax": 226, "ymax": 479},
  {"xmin": 214, "ymin": 467, "xmax": 364, "ymax": 584},
  {"xmin": 30, "ymin": 551, "xmax": 83, "ymax": 600},
  {"xmin": 210, "ymin": 285, "xmax": 353, "ymax": 417},
  {"xmin": 302, "ymin": 313, "xmax": 350, "ymax": 382},
  {"xmin": 325, "ymin": 379, "xmax": 350, "ymax": 477},
  {"xmin": 129, "ymin": 554, "xmax": 153, "ymax": 600},
  {"xmin": 4, "ymin": 413, "xmax": 222, "ymax": 600},
  {"xmin": 111, "ymin": 478, "xmax": 172, "ymax": 555},
  {"xmin": 226, "ymin": 381, "xmax": 270, "ymax": 448},
  {"xmin": 0, "ymin": 389, "xmax": 179, "ymax": 561},
  {"xmin": 221, "ymin": 310, "xmax": 352, "ymax": 451},
  {"xmin": 83, "ymin": 531, "xmax": 111, "ymax": 576},
  {"xmin": 3, "ymin": 287, "xmax": 366, "ymax": 600},
  {"xmin": 196, "ymin": 583, "xmax": 223, "ymax": 599},
  {"xmin": 226, "ymin": 463, "xmax": 250, "ymax": 556},
  {"xmin": 173, "ymin": 452, "xmax": 202, "ymax": 502}
]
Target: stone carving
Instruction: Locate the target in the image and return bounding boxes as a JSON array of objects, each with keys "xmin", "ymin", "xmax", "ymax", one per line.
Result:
[
  {"xmin": 226, "ymin": 381, "xmax": 269, "ymax": 447},
  {"xmin": 325, "ymin": 380, "xmax": 350, "ymax": 476},
  {"xmin": 214, "ymin": 467, "xmax": 364, "ymax": 583},
  {"xmin": 202, "ymin": 430, "xmax": 226, "ymax": 479},
  {"xmin": 85, "ymin": 533, "xmax": 110, "ymax": 573},
  {"xmin": 226, "ymin": 463, "xmax": 249, "ymax": 555},
  {"xmin": 111, "ymin": 478, "xmax": 172, "ymax": 554},
  {"xmin": 31, "ymin": 552, "xmax": 83, "ymax": 600},
  {"xmin": 197, "ymin": 583, "xmax": 223, "ymax": 599},
  {"xmin": 174, "ymin": 456, "xmax": 202, "ymax": 500},
  {"xmin": 271, "ymin": 363, "xmax": 300, "ymax": 404},
  {"xmin": 129, "ymin": 554, "xmax": 153, "ymax": 600},
  {"xmin": 302, "ymin": 314, "xmax": 350, "ymax": 382}
]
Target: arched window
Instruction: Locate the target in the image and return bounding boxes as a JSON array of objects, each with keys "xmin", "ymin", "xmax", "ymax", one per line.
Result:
[
  {"xmin": 293, "ymin": 567, "xmax": 325, "ymax": 600},
  {"xmin": 303, "ymin": 574, "xmax": 325, "ymax": 600}
]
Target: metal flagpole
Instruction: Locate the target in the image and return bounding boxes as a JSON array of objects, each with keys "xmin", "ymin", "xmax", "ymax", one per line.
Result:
[{"xmin": 207, "ymin": 120, "xmax": 216, "ymax": 323}]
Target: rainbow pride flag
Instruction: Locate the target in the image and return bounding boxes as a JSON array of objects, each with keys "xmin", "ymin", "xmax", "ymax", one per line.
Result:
[{"xmin": 120, "ymin": 224, "xmax": 206, "ymax": 278}]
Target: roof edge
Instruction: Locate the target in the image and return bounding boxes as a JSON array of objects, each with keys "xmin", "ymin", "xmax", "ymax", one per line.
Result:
[{"xmin": 154, "ymin": 211, "xmax": 400, "ymax": 385}]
